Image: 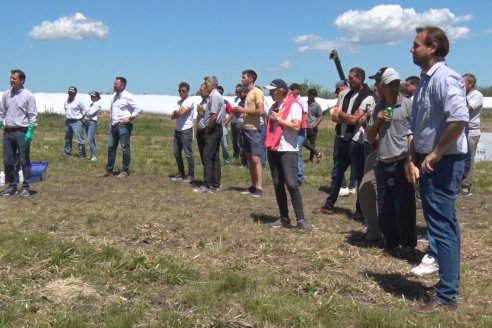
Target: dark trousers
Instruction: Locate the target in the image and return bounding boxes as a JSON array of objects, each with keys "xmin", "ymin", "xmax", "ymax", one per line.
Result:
[
  {"xmin": 268, "ymin": 150, "xmax": 305, "ymax": 223},
  {"xmin": 376, "ymin": 159, "xmax": 416, "ymax": 250},
  {"xmin": 203, "ymin": 125, "xmax": 222, "ymax": 188},
  {"xmin": 231, "ymin": 122, "xmax": 240, "ymax": 158},
  {"xmin": 196, "ymin": 128, "xmax": 206, "ymax": 165},
  {"xmin": 3, "ymin": 129, "xmax": 31, "ymax": 189},
  {"xmin": 325, "ymin": 136, "xmax": 364, "ymax": 209},
  {"xmin": 303, "ymin": 127, "xmax": 318, "ymax": 161}
]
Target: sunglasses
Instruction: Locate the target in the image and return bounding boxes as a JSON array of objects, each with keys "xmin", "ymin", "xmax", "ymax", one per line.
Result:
[{"xmin": 178, "ymin": 89, "xmax": 188, "ymax": 93}]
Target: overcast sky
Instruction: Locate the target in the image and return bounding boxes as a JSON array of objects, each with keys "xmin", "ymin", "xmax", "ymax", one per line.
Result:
[{"xmin": 2, "ymin": 0, "xmax": 492, "ymax": 95}]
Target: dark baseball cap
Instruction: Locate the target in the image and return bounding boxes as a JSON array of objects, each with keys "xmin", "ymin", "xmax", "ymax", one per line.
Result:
[
  {"xmin": 68, "ymin": 86, "xmax": 77, "ymax": 93},
  {"xmin": 264, "ymin": 79, "xmax": 288, "ymax": 91},
  {"xmin": 288, "ymin": 83, "xmax": 301, "ymax": 91},
  {"xmin": 368, "ymin": 67, "xmax": 388, "ymax": 80}
]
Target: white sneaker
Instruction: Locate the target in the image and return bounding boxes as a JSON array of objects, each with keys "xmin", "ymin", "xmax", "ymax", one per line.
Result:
[
  {"xmin": 91, "ymin": 156, "xmax": 97, "ymax": 161},
  {"xmin": 339, "ymin": 187, "xmax": 350, "ymax": 197},
  {"xmin": 349, "ymin": 187, "xmax": 356, "ymax": 194},
  {"xmin": 411, "ymin": 254, "xmax": 439, "ymax": 277}
]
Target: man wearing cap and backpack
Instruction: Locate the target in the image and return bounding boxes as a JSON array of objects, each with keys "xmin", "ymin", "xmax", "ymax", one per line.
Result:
[{"xmin": 64, "ymin": 86, "xmax": 87, "ymax": 158}]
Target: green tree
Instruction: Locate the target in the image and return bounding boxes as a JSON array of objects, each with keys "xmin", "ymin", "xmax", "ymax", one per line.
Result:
[
  {"xmin": 478, "ymin": 86, "xmax": 492, "ymax": 97},
  {"xmin": 297, "ymin": 80, "xmax": 335, "ymax": 98}
]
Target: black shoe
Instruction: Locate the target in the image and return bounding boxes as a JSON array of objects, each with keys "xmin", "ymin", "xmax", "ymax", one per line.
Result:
[
  {"xmin": 1, "ymin": 187, "xmax": 17, "ymax": 196},
  {"xmin": 297, "ymin": 220, "xmax": 312, "ymax": 232},
  {"xmin": 270, "ymin": 218, "xmax": 293, "ymax": 229},
  {"xmin": 241, "ymin": 186, "xmax": 256, "ymax": 195},
  {"xmin": 19, "ymin": 188, "xmax": 31, "ymax": 197},
  {"xmin": 251, "ymin": 189, "xmax": 263, "ymax": 198}
]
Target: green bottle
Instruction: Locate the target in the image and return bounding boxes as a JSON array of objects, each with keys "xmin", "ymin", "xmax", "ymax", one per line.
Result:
[{"xmin": 386, "ymin": 106, "xmax": 393, "ymax": 121}]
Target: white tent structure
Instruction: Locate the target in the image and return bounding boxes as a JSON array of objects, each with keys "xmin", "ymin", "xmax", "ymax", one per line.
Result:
[{"xmin": 20, "ymin": 93, "xmax": 337, "ymax": 116}]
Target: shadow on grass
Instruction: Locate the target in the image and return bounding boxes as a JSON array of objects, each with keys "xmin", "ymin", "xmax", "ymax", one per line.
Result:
[
  {"xmin": 347, "ymin": 230, "xmax": 425, "ymax": 264},
  {"xmin": 345, "ymin": 230, "xmax": 385, "ymax": 249},
  {"xmin": 416, "ymin": 224, "xmax": 428, "ymax": 240},
  {"xmin": 364, "ymin": 270, "xmax": 427, "ymax": 301},
  {"xmin": 335, "ymin": 207, "xmax": 357, "ymax": 220},
  {"xmin": 226, "ymin": 186, "xmax": 251, "ymax": 192},
  {"xmin": 251, "ymin": 212, "xmax": 278, "ymax": 225}
]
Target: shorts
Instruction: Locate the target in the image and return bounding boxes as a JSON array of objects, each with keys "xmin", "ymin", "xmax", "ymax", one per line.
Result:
[{"xmin": 242, "ymin": 128, "xmax": 261, "ymax": 156}]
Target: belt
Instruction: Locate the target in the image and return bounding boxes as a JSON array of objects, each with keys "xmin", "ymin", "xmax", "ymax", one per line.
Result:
[
  {"xmin": 4, "ymin": 126, "xmax": 28, "ymax": 133},
  {"xmin": 379, "ymin": 154, "xmax": 408, "ymax": 164},
  {"xmin": 416, "ymin": 152, "xmax": 465, "ymax": 161}
]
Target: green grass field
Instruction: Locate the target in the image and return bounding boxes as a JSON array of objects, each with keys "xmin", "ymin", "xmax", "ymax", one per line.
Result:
[{"xmin": 0, "ymin": 112, "xmax": 491, "ymax": 327}]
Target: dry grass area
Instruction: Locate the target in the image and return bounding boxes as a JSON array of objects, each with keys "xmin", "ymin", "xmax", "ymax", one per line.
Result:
[{"xmin": 0, "ymin": 113, "xmax": 491, "ymax": 327}]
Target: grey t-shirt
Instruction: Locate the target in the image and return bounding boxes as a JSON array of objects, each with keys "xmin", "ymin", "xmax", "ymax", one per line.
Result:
[
  {"xmin": 369, "ymin": 95, "xmax": 412, "ymax": 160},
  {"xmin": 467, "ymin": 89, "xmax": 484, "ymax": 137},
  {"xmin": 307, "ymin": 101, "xmax": 323, "ymax": 128},
  {"xmin": 204, "ymin": 89, "xmax": 225, "ymax": 127}
]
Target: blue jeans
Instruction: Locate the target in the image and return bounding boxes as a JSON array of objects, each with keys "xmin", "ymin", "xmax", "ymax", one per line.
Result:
[
  {"xmin": 268, "ymin": 150, "xmax": 305, "ymax": 222},
  {"xmin": 297, "ymin": 129, "xmax": 306, "ymax": 183},
  {"xmin": 106, "ymin": 123, "xmax": 133, "ymax": 173},
  {"xmin": 325, "ymin": 136, "xmax": 364, "ymax": 209},
  {"xmin": 173, "ymin": 127, "xmax": 195, "ymax": 177},
  {"xmin": 85, "ymin": 120, "xmax": 97, "ymax": 158},
  {"xmin": 418, "ymin": 153, "xmax": 465, "ymax": 305},
  {"xmin": 221, "ymin": 126, "xmax": 230, "ymax": 165},
  {"xmin": 376, "ymin": 159, "xmax": 416, "ymax": 250},
  {"xmin": 3, "ymin": 129, "xmax": 31, "ymax": 189},
  {"xmin": 64, "ymin": 119, "xmax": 86, "ymax": 157},
  {"xmin": 259, "ymin": 124, "xmax": 267, "ymax": 168}
]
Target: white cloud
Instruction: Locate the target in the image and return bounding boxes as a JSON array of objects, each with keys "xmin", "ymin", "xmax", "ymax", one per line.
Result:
[
  {"xmin": 29, "ymin": 13, "xmax": 109, "ymax": 40},
  {"xmin": 293, "ymin": 5, "xmax": 472, "ymax": 53},
  {"xmin": 485, "ymin": 29, "xmax": 492, "ymax": 35},
  {"xmin": 267, "ymin": 61, "xmax": 292, "ymax": 72}
]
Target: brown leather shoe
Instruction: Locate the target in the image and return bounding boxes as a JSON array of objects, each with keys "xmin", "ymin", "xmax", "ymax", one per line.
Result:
[
  {"xmin": 116, "ymin": 170, "xmax": 129, "ymax": 178},
  {"xmin": 312, "ymin": 206, "xmax": 336, "ymax": 215},
  {"xmin": 415, "ymin": 297, "xmax": 457, "ymax": 314},
  {"xmin": 97, "ymin": 171, "xmax": 112, "ymax": 177}
]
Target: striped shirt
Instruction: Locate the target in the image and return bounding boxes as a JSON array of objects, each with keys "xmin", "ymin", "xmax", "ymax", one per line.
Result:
[
  {"xmin": 0, "ymin": 87, "xmax": 38, "ymax": 127},
  {"xmin": 410, "ymin": 62, "xmax": 469, "ymax": 155}
]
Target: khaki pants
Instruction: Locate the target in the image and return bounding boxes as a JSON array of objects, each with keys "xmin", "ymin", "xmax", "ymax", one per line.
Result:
[
  {"xmin": 359, "ymin": 149, "xmax": 381, "ymax": 240},
  {"xmin": 461, "ymin": 135, "xmax": 480, "ymax": 189}
]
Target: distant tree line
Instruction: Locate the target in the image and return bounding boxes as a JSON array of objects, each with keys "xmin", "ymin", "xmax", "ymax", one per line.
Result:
[
  {"xmin": 296, "ymin": 80, "xmax": 492, "ymax": 98},
  {"xmin": 478, "ymin": 86, "xmax": 492, "ymax": 97}
]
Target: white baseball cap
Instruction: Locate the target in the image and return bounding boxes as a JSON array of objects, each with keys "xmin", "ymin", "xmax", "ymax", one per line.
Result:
[{"xmin": 381, "ymin": 68, "xmax": 400, "ymax": 85}]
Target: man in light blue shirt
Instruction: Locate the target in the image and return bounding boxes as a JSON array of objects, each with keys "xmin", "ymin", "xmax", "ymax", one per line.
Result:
[{"xmin": 407, "ymin": 26, "xmax": 468, "ymax": 314}]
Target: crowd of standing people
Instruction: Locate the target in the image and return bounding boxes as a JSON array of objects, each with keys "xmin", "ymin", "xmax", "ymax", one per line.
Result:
[{"xmin": 0, "ymin": 26, "xmax": 486, "ymax": 314}]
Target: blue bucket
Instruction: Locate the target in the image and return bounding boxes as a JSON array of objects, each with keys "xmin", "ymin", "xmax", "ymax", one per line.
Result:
[{"xmin": 31, "ymin": 161, "xmax": 49, "ymax": 183}]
